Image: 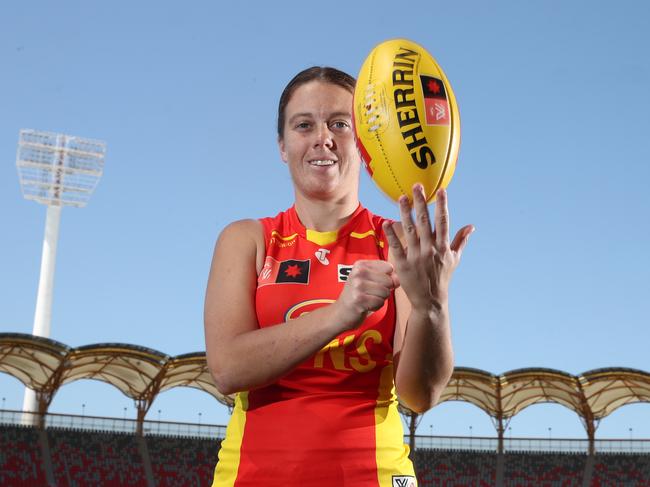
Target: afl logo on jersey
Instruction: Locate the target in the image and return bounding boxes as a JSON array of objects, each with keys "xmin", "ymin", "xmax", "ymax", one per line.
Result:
[
  {"xmin": 285, "ymin": 299, "xmax": 335, "ymax": 321},
  {"xmin": 258, "ymin": 256, "xmax": 310, "ymax": 287}
]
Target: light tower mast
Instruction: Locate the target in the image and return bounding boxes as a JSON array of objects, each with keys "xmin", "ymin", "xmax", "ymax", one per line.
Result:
[{"xmin": 16, "ymin": 129, "xmax": 106, "ymax": 424}]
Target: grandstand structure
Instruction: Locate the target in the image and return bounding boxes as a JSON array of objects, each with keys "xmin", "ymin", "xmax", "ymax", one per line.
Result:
[
  {"xmin": 4, "ymin": 418, "xmax": 650, "ymax": 486},
  {"xmin": 2, "ymin": 332, "xmax": 650, "ymax": 485},
  {"xmin": 0, "ymin": 333, "xmax": 233, "ymax": 434},
  {"xmin": 2, "ymin": 332, "xmax": 650, "ymax": 450},
  {"xmin": 438, "ymin": 366, "xmax": 650, "ymax": 455},
  {"xmin": 1, "ymin": 421, "xmax": 221, "ymax": 486}
]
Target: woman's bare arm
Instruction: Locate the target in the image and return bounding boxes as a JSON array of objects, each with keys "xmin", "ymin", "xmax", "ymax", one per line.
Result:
[{"xmin": 386, "ymin": 187, "xmax": 473, "ymax": 413}]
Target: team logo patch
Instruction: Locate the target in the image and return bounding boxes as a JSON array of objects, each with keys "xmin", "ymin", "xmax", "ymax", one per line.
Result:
[
  {"xmin": 337, "ymin": 264, "xmax": 353, "ymax": 282},
  {"xmin": 258, "ymin": 257, "xmax": 310, "ymax": 286},
  {"xmin": 285, "ymin": 298, "xmax": 335, "ymax": 321},
  {"xmin": 392, "ymin": 475, "xmax": 416, "ymax": 487},
  {"xmin": 420, "ymin": 75, "xmax": 449, "ymax": 126}
]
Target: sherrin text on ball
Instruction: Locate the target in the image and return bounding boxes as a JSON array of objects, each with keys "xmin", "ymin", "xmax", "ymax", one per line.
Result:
[{"xmin": 354, "ymin": 39, "xmax": 460, "ymax": 203}]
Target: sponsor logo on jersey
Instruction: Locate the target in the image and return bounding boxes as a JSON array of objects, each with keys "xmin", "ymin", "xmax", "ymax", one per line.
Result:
[
  {"xmin": 420, "ymin": 75, "xmax": 449, "ymax": 126},
  {"xmin": 258, "ymin": 257, "xmax": 310, "ymax": 286},
  {"xmin": 285, "ymin": 299, "xmax": 335, "ymax": 321},
  {"xmin": 315, "ymin": 248, "xmax": 330, "ymax": 265},
  {"xmin": 392, "ymin": 475, "xmax": 416, "ymax": 487},
  {"xmin": 337, "ymin": 264, "xmax": 353, "ymax": 282}
]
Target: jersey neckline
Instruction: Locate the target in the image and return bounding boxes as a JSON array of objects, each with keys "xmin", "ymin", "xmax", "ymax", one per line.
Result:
[{"xmin": 288, "ymin": 204, "xmax": 366, "ymax": 246}]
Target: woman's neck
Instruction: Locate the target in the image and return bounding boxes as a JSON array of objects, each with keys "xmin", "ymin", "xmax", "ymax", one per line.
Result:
[{"xmin": 293, "ymin": 191, "xmax": 359, "ymax": 232}]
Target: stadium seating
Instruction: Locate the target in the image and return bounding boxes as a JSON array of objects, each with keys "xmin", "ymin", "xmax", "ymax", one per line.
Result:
[
  {"xmin": 146, "ymin": 435, "xmax": 220, "ymax": 486},
  {"xmin": 503, "ymin": 451, "xmax": 585, "ymax": 486},
  {"xmin": 48, "ymin": 428, "xmax": 147, "ymax": 487},
  {"xmin": 414, "ymin": 448, "xmax": 497, "ymax": 486},
  {"xmin": 591, "ymin": 453, "xmax": 650, "ymax": 487},
  {"xmin": 5, "ymin": 422, "xmax": 650, "ymax": 486},
  {"xmin": 0, "ymin": 424, "xmax": 48, "ymax": 487}
]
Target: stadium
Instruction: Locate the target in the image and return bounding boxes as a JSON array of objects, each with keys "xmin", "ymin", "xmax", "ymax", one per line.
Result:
[
  {"xmin": 2, "ymin": 332, "xmax": 650, "ymax": 486},
  {"xmin": 3, "ymin": 2, "xmax": 650, "ymax": 486}
]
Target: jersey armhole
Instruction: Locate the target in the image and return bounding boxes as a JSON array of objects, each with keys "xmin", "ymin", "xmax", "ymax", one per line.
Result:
[{"xmin": 256, "ymin": 217, "xmax": 274, "ymax": 274}]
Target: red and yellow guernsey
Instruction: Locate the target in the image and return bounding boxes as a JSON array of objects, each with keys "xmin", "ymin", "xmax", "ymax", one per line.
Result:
[{"xmin": 213, "ymin": 205, "xmax": 416, "ymax": 487}]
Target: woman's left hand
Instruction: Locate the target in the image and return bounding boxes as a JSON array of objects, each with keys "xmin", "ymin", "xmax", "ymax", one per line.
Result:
[{"xmin": 382, "ymin": 184, "xmax": 474, "ymax": 312}]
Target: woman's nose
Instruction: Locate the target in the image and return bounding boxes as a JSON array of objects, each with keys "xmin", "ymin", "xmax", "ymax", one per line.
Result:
[{"xmin": 314, "ymin": 124, "xmax": 334, "ymax": 148}]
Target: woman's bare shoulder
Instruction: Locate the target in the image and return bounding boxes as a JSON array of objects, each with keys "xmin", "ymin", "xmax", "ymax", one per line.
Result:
[
  {"xmin": 214, "ymin": 218, "xmax": 266, "ymax": 272},
  {"xmin": 219, "ymin": 218, "xmax": 263, "ymax": 240}
]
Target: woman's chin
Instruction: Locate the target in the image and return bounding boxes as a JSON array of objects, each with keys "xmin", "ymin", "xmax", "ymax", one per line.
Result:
[{"xmin": 300, "ymin": 181, "xmax": 347, "ymax": 201}]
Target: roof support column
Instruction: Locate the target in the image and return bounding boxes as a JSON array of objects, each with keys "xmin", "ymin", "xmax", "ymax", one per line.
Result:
[
  {"xmin": 135, "ymin": 399, "xmax": 148, "ymax": 436},
  {"xmin": 496, "ymin": 414, "xmax": 504, "ymax": 454},
  {"xmin": 585, "ymin": 417, "xmax": 595, "ymax": 455},
  {"xmin": 398, "ymin": 405, "xmax": 422, "ymax": 460},
  {"xmin": 576, "ymin": 379, "xmax": 596, "ymax": 455},
  {"xmin": 36, "ymin": 391, "xmax": 52, "ymax": 429},
  {"xmin": 407, "ymin": 410, "xmax": 418, "ymax": 458},
  {"xmin": 22, "ymin": 389, "xmax": 55, "ymax": 429}
]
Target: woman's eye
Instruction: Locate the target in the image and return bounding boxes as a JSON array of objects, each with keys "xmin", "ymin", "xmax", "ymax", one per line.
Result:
[{"xmin": 331, "ymin": 121, "xmax": 350, "ymax": 129}]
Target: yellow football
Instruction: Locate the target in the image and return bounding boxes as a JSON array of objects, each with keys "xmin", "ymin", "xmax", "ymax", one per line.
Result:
[{"xmin": 353, "ymin": 39, "xmax": 460, "ymax": 203}]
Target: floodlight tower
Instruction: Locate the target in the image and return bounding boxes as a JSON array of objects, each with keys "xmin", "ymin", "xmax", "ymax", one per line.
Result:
[{"xmin": 16, "ymin": 129, "xmax": 106, "ymax": 424}]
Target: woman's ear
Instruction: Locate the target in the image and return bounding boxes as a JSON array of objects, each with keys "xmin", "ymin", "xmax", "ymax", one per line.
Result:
[{"xmin": 278, "ymin": 137, "xmax": 288, "ymax": 163}]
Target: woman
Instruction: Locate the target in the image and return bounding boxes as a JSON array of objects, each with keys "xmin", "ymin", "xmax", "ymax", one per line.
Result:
[{"xmin": 204, "ymin": 66, "xmax": 474, "ymax": 487}]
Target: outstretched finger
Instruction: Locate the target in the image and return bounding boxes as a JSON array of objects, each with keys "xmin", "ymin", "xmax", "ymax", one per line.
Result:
[
  {"xmin": 434, "ymin": 188, "xmax": 450, "ymax": 250},
  {"xmin": 383, "ymin": 221, "xmax": 407, "ymax": 264},
  {"xmin": 450, "ymin": 225, "xmax": 475, "ymax": 257},
  {"xmin": 412, "ymin": 183, "xmax": 434, "ymax": 253},
  {"xmin": 398, "ymin": 195, "xmax": 419, "ymax": 257}
]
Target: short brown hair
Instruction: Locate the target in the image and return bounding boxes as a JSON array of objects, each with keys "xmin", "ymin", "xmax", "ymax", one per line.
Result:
[{"xmin": 277, "ymin": 66, "xmax": 356, "ymax": 139}]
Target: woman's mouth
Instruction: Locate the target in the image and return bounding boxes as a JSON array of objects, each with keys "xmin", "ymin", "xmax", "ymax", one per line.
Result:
[{"xmin": 308, "ymin": 159, "xmax": 337, "ymax": 166}]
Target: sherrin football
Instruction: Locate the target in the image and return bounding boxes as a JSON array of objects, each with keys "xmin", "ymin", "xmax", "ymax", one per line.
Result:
[{"xmin": 353, "ymin": 39, "xmax": 460, "ymax": 203}]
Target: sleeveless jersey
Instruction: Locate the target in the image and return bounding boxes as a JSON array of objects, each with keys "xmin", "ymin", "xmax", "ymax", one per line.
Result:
[{"xmin": 212, "ymin": 205, "xmax": 416, "ymax": 487}]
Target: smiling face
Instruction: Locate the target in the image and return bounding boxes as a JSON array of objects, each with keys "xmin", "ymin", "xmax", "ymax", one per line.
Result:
[{"xmin": 278, "ymin": 80, "xmax": 360, "ymax": 202}]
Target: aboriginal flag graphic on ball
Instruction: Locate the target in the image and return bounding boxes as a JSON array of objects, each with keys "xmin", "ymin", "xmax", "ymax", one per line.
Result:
[
  {"xmin": 276, "ymin": 259, "xmax": 310, "ymax": 284},
  {"xmin": 420, "ymin": 75, "xmax": 450, "ymax": 126}
]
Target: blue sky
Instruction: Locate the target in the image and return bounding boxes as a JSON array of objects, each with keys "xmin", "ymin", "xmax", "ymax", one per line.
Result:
[{"xmin": 1, "ymin": 0, "xmax": 649, "ymax": 439}]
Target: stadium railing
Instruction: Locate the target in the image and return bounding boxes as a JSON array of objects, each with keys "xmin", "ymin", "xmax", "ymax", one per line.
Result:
[
  {"xmin": 0, "ymin": 409, "xmax": 226, "ymax": 439},
  {"xmin": 2, "ymin": 409, "xmax": 649, "ymax": 453},
  {"xmin": 410, "ymin": 434, "xmax": 650, "ymax": 453}
]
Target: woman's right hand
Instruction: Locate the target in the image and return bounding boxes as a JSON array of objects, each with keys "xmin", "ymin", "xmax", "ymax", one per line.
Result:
[{"xmin": 332, "ymin": 260, "xmax": 399, "ymax": 330}]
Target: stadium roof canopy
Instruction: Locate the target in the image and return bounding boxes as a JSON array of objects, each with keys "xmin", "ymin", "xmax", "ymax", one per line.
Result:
[
  {"xmin": 2, "ymin": 333, "xmax": 650, "ymax": 433},
  {"xmin": 442, "ymin": 366, "xmax": 650, "ymax": 428},
  {"xmin": 0, "ymin": 333, "xmax": 233, "ymax": 415}
]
